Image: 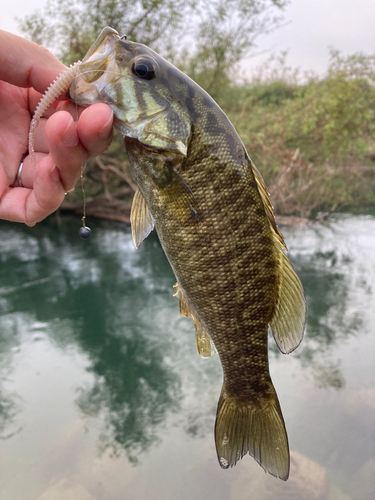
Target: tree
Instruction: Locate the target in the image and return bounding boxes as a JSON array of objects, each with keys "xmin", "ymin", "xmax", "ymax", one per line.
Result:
[
  {"xmin": 19, "ymin": 0, "xmax": 287, "ymax": 81},
  {"xmin": 18, "ymin": 0, "xmax": 288, "ymax": 220},
  {"xmin": 19, "ymin": 0, "xmax": 193, "ymax": 65},
  {"xmin": 179, "ymin": 0, "xmax": 287, "ymax": 99}
]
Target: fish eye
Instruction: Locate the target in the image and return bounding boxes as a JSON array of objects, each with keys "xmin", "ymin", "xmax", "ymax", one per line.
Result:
[{"xmin": 132, "ymin": 58, "xmax": 156, "ymax": 80}]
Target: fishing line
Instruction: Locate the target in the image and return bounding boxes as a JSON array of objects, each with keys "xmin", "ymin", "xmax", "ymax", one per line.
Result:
[
  {"xmin": 31, "ymin": 64, "xmax": 128, "ymax": 238},
  {"xmin": 66, "ymin": 68, "xmax": 128, "ymax": 239},
  {"xmin": 71, "ymin": 70, "xmax": 92, "ymax": 239},
  {"xmin": 78, "ymin": 158, "xmax": 91, "ymax": 239},
  {"xmin": 70, "ymin": 67, "xmax": 124, "ymax": 239},
  {"xmin": 71, "ymin": 68, "xmax": 126, "ymax": 239},
  {"xmin": 28, "ymin": 62, "xmax": 123, "ymax": 239}
]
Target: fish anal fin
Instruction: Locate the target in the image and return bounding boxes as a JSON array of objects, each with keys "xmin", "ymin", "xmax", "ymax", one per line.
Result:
[
  {"xmin": 215, "ymin": 385, "xmax": 290, "ymax": 480},
  {"xmin": 173, "ymin": 283, "xmax": 215, "ymax": 358},
  {"xmin": 269, "ymin": 238, "xmax": 306, "ymax": 354},
  {"xmin": 130, "ymin": 188, "xmax": 155, "ymax": 249},
  {"xmin": 173, "ymin": 282, "xmax": 191, "ymax": 317},
  {"xmin": 195, "ymin": 319, "xmax": 215, "ymax": 359}
]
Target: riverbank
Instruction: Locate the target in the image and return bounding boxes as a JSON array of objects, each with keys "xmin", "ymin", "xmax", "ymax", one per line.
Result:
[
  {"xmin": 61, "ymin": 50, "xmax": 375, "ymax": 222},
  {"xmin": 60, "ymin": 154, "xmax": 374, "ymax": 227},
  {"xmin": 60, "ymin": 193, "xmax": 312, "ymax": 227}
]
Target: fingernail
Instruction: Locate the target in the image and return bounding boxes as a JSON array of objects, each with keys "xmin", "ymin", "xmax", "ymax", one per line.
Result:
[
  {"xmin": 62, "ymin": 117, "xmax": 79, "ymax": 147},
  {"xmin": 50, "ymin": 164, "xmax": 61, "ymax": 183},
  {"xmin": 98, "ymin": 110, "xmax": 114, "ymax": 140}
]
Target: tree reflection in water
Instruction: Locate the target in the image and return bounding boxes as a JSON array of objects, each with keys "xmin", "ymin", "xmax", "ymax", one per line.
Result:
[
  {"xmin": 72, "ymin": 284, "xmax": 182, "ymax": 462},
  {"xmin": 272, "ymin": 218, "xmax": 373, "ymax": 390},
  {"xmin": 0, "ymin": 217, "xmax": 182, "ymax": 461},
  {"xmin": 0, "ymin": 214, "xmax": 373, "ymax": 462},
  {"xmin": 0, "ymin": 313, "xmax": 23, "ymax": 441}
]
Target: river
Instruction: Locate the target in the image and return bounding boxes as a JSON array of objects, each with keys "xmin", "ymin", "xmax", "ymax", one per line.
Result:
[{"xmin": 0, "ymin": 214, "xmax": 374, "ymax": 500}]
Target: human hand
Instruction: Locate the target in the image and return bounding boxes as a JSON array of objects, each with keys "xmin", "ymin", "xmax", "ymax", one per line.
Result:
[{"xmin": 0, "ymin": 30, "xmax": 114, "ymax": 226}]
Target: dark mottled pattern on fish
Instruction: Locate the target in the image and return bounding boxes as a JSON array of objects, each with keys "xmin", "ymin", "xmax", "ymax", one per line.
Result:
[
  {"xmin": 127, "ymin": 91, "xmax": 278, "ymax": 400},
  {"xmin": 69, "ymin": 27, "xmax": 306, "ymax": 480}
]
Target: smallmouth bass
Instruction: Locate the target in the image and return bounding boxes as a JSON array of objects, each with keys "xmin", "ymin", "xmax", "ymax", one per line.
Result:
[{"xmin": 68, "ymin": 27, "xmax": 305, "ymax": 480}]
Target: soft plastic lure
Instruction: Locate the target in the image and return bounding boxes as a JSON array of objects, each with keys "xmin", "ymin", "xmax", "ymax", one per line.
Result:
[
  {"xmin": 28, "ymin": 60, "xmax": 92, "ymax": 238},
  {"xmin": 28, "ymin": 61, "xmax": 81, "ymax": 168}
]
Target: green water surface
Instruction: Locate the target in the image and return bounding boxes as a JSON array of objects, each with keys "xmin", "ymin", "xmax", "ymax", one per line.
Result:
[{"xmin": 0, "ymin": 214, "xmax": 374, "ymax": 500}]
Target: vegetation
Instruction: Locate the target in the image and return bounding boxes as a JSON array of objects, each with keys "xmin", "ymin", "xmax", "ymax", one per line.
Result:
[
  {"xmin": 19, "ymin": 2, "xmax": 375, "ymax": 220},
  {"xmin": 227, "ymin": 50, "xmax": 375, "ymax": 217}
]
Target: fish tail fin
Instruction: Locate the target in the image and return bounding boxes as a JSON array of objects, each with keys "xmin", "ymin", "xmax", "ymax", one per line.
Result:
[{"xmin": 214, "ymin": 384, "xmax": 290, "ymax": 480}]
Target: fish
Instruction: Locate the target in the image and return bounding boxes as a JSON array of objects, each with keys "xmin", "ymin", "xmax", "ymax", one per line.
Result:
[{"xmin": 68, "ymin": 27, "xmax": 306, "ymax": 480}]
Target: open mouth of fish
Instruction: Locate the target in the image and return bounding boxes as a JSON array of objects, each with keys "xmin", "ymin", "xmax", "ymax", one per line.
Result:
[
  {"xmin": 68, "ymin": 27, "xmax": 171, "ymax": 143},
  {"xmin": 67, "ymin": 28, "xmax": 122, "ymax": 106}
]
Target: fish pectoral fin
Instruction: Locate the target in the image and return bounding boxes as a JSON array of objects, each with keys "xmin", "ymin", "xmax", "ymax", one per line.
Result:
[
  {"xmin": 215, "ymin": 384, "xmax": 290, "ymax": 480},
  {"xmin": 130, "ymin": 188, "xmax": 155, "ymax": 249},
  {"xmin": 269, "ymin": 240, "xmax": 306, "ymax": 354},
  {"xmin": 162, "ymin": 163, "xmax": 199, "ymax": 221},
  {"xmin": 173, "ymin": 283, "xmax": 215, "ymax": 358}
]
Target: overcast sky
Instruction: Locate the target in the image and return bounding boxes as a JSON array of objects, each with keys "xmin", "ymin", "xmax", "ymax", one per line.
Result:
[{"xmin": 2, "ymin": 0, "xmax": 374, "ymax": 77}]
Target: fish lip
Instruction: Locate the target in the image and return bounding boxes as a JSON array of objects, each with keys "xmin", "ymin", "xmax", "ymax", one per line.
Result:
[
  {"xmin": 68, "ymin": 76, "xmax": 101, "ymax": 106},
  {"xmin": 68, "ymin": 29, "xmax": 121, "ymax": 104},
  {"xmin": 82, "ymin": 27, "xmax": 120, "ymax": 64},
  {"xmin": 74, "ymin": 27, "xmax": 121, "ymax": 85}
]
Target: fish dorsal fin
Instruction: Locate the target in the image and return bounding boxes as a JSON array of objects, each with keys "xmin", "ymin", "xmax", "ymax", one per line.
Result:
[
  {"xmin": 249, "ymin": 159, "xmax": 305, "ymax": 352},
  {"xmin": 173, "ymin": 283, "xmax": 215, "ymax": 358},
  {"xmin": 130, "ymin": 188, "xmax": 155, "ymax": 249},
  {"xmin": 269, "ymin": 237, "xmax": 306, "ymax": 353},
  {"xmin": 250, "ymin": 161, "xmax": 287, "ymax": 251}
]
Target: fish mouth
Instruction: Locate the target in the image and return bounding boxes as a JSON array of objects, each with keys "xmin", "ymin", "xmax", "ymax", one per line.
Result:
[
  {"xmin": 68, "ymin": 26, "xmax": 187, "ymax": 156},
  {"xmin": 68, "ymin": 27, "xmax": 121, "ymax": 106},
  {"xmin": 81, "ymin": 27, "xmax": 120, "ymax": 64}
]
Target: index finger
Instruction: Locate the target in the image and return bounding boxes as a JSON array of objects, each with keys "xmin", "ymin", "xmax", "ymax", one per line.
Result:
[{"xmin": 0, "ymin": 30, "xmax": 66, "ymax": 95}]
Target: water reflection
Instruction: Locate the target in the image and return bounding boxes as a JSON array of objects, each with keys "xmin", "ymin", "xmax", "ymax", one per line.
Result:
[
  {"xmin": 297, "ymin": 251, "xmax": 361, "ymax": 353},
  {"xmin": 275, "ymin": 216, "xmax": 375, "ymax": 391},
  {"xmin": 0, "ymin": 314, "xmax": 23, "ymax": 440},
  {"xmin": 232, "ymin": 451, "xmax": 351, "ymax": 500},
  {"xmin": 0, "ymin": 216, "xmax": 372, "ymax": 433},
  {"xmin": 74, "ymin": 314, "xmax": 181, "ymax": 461},
  {"xmin": 0, "ymin": 215, "xmax": 374, "ymax": 499},
  {"xmin": 0, "ymin": 382, "xmax": 21, "ymax": 440},
  {"xmin": 0, "ymin": 217, "xmax": 182, "ymax": 461},
  {"xmin": 288, "ymin": 252, "xmax": 357, "ymax": 390},
  {"xmin": 311, "ymin": 361, "xmax": 346, "ymax": 390}
]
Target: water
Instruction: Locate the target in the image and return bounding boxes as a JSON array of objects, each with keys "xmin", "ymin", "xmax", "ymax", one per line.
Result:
[{"xmin": 0, "ymin": 214, "xmax": 374, "ymax": 500}]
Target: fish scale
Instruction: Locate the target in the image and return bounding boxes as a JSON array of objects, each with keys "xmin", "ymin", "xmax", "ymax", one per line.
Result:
[
  {"xmin": 68, "ymin": 26, "xmax": 306, "ymax": 480},
  {"xmin": 150, "ymin": 126, "xmax": 278, "ymax": 398}
]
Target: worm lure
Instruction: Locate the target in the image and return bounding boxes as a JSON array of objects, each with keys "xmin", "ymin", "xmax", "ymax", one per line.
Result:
[{"xmin": 28, "ymin": 61, "xmax": 81, "ymax": 168}]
